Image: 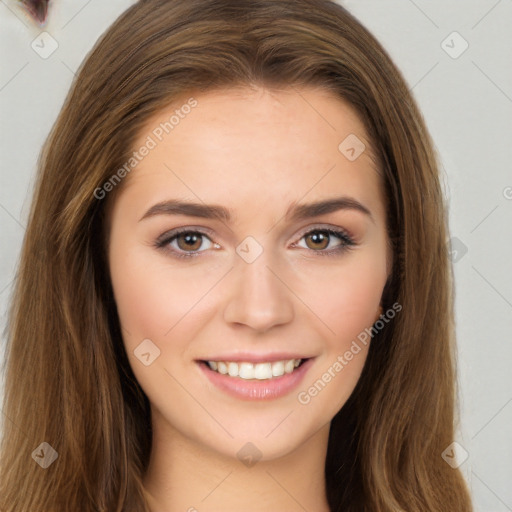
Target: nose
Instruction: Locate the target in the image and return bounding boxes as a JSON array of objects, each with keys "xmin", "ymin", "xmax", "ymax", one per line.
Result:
[{"xmin": 222, "ymin": 249, "xmax": 295, "ymax": 333}]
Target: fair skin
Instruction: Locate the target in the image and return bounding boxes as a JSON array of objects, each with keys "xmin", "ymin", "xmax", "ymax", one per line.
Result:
[{"xmin": 107, "ymin": 85, "xmax": 390, "ymax": 512}]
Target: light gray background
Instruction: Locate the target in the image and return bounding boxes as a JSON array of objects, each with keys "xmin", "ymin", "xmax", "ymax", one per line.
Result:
[{"xmin": 1, "ymin": 1, "xmax": 511, "ymax": 510}]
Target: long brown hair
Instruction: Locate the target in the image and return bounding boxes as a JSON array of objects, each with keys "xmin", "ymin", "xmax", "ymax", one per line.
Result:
[{"xmin": 0, "ymin": 1, "xmax": 473, "ymax": 510}]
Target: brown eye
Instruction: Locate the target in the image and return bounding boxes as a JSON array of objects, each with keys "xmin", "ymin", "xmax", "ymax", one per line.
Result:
[
  {"xmin": 304, "ymin": 231, "xmax": 330, "ymax": 250},
  {"xmin": 156, "ymin": 229, "xmax": 220, "ymax": 259},
  {"xmin": 176, "ymin": 233, "xmax": 203, "ymax": 251},
  {"xmin": 295, "ymin": 228, "xmax": 354, "ymax": 255}
]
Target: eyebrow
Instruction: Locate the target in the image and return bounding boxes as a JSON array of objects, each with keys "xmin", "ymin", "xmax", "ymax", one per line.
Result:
[{"xmin": 139, "ymin": 196, "xmax": 374, "ymax": 224}]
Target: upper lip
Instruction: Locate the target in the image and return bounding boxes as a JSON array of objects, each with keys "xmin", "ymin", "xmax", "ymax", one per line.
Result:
[{"xmin": 198, "ymin": 352, "xmax": 313, "ymax": 363}]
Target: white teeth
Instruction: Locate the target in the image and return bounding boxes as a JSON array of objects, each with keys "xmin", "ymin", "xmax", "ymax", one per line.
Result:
[
  {"xmin": 284, "ymin": 360, "xmax": 295, "ymax": 373},
  {"xmin": 271, "ymin": 361, "xmax": 284, "ymax": 377},
  {"xmin": 228, "ymin": 362, "xmax": 238, "ymax": 377},
  {"xmin": 254, "ymin": 363, "xmax": 272, "ymax": 380},
  {"xmin": 206, "ymin": 359, "xmax": 302, "ymax": 380},
  {"xmin": 239, "ymin": 362, "xmax": 255, "ymax": 379}
]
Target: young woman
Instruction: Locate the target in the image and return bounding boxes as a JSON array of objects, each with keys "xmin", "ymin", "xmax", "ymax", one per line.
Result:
[{"xmin": 0, "ymin": 0, "xmax": 473, "ymax": 510}]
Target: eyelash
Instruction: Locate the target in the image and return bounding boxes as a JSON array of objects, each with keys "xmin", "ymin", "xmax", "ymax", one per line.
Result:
[{"xmin": 154, "ymin": 226, "xmax": 356, "ymax": 260}]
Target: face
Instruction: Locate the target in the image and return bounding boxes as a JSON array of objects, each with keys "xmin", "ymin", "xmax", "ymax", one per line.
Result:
[{"xmin": 107, "ymin": 86, "xmax": 390, "ymax": 462}]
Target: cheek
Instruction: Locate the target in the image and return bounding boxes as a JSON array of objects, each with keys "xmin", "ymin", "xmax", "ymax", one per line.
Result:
[
  {"xmin": 296, "ymin": 250, "xmax": 387, "ymax": 344},
  {"xmin": 293, "ymin": 250, "xmax": 386, "ymax": 393},
  {"xmin": 109, "ymin": 254, "xmax": 170, "ymax": 342},
  {"xmin": 109, "ymin": 237, "xmax": 216, "ymax": 345},
  {"xmin": 108, "ymin": 243, "xmax": 216, "ymax": 408},
  {"xmin": 293, "ymin": 264, "xmax": 384, "ymax": 420}
]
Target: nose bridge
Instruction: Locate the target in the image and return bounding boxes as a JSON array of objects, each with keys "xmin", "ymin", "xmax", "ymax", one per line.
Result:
[{"xmin": 222, "ymin": 237, "xmax": 294, "ymax": 331}]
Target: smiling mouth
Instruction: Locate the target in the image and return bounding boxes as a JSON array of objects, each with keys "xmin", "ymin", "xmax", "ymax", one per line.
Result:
[{"xmin": 200, "ymin": 358, "xmax": 308, "ymax": 380}]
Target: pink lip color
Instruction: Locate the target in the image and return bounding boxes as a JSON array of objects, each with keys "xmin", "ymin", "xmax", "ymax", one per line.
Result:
[{"xmin": 198, "ymin": 358, "xmax": 314, "ymax": 401}]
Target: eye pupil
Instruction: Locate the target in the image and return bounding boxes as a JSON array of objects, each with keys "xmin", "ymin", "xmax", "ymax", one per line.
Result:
[
  {"xmin": 306, "ymin": 231, "xmax": 329, "ymax": 250},
  {"xmin": 177, "ymin": 233, "xmax": 202, "ymax": 251}
]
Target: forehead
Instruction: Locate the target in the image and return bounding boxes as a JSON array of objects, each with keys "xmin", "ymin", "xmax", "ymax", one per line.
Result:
[{"xmin": 113, "ymin": 85, "xmax": 384, "ymax": 222}]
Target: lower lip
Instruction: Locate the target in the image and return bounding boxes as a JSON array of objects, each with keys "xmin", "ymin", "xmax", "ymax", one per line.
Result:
[{"xmin": 198, "ymin": 359, "xmax": 314, "ymax": 401}]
